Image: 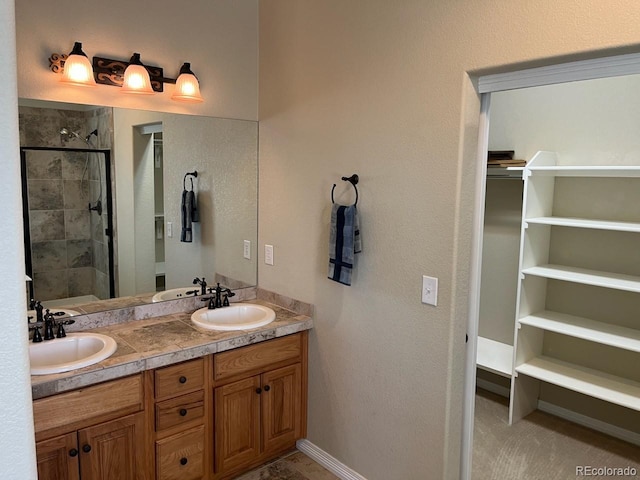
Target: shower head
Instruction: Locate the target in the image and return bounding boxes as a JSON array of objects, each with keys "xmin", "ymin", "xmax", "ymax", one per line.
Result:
[
  {"xmin": 60, "ymin": 127, "xmax": 82, "ymax": 140},
  {"xmin": 85, "ymin": 129, "xmax": 98, "ymax": 143},
  {"xmin": 60, "ymin": 127, "xmax": 97, "ymax": 146}
]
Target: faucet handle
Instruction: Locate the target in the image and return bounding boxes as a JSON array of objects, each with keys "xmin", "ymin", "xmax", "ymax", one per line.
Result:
[
  {"xmin": 201, "ymin": 297, "xmax": 216, "ymax": 309},
  {"xmin": 30, "ymin": 325, "xmax": 43, "ymax": 343},
  {"xmin": 56, "ymin": 323, "xmax": 67, "ymax": 338}
]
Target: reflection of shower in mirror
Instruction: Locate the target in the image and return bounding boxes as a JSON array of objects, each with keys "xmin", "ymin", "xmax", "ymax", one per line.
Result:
[{"xmin": 60, "ymin": 127, "xmax": 103, "ymax": 216}]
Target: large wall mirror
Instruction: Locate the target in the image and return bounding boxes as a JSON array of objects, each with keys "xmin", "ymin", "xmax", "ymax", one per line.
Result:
[{"xmin": 19, "ymin": 99, "xmax": 258, "ymax": 314}]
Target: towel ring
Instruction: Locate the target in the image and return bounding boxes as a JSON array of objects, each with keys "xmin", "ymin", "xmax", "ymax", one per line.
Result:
[
  {"xmin": 183, "ymin": 171, "xmax": 198, "ymax": 190},
  {"xmin": 331, "ymin": 174, "xmax": 359, "ymax": 205}
]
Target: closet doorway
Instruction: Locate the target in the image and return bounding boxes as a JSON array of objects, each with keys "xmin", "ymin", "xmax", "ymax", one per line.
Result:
[{"xmin": 463, "ymin": 54, "xmax": 640, "ymax": 479}]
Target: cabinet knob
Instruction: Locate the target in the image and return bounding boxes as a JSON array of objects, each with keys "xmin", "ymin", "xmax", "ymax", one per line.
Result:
[
  {"xmin": 263, "ymin": 385, "xmax": 271, "ymax": 392},
  {"xmin": 180, "ymin": 457, "xmax": 188, "ymax": 466},
  {"xmin": 82, "ymin": 444, "xmax": 92, "ymax": 453},
  {"xmin": 255, "ymin": 387, "xmax": 262, "ymax": 394},
  {"xmin": 179, "ymin": 376, "xmax": 187, "ymax": 384},
  {"xmin": 179, "ymin": 408, "xmax": 188, "ymax": 417},
  {"xmin": 69, "ymin": 449, "xmax": 78, "ymax": 457}
]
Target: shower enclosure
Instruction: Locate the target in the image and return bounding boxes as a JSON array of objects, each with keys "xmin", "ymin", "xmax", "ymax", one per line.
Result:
[{"xmin": 21, "ymin": 146, "xmax": 115, "ymax": 304}]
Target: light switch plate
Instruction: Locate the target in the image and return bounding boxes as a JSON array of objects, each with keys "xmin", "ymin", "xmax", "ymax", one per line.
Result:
[
  {"xmin": 422, "ymin": 275, "xmax": 438, "ymax": 306},
  {"xmin": 167, "ymin": 222, "xmax": 173, "ymax": 238},
  {"xmin": 243, "ymin": 240, "xmax": 251, "ymax": 259},
  {"xmin": 265, "ymin": 244, "xmax": 274, "ymax": 265}
]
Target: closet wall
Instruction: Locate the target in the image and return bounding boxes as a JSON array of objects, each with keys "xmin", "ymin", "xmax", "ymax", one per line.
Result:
[{"xmin": 483, "ymin": 74, "xmax": 640, "ymax": 433}]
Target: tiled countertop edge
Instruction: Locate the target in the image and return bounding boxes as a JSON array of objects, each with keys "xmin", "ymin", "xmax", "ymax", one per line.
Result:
[{"xmin": 31, "ymin": 312, "xmax": 313, "ymax": 400}]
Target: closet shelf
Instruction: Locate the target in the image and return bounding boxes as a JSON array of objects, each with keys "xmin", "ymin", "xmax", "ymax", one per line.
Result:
[
  {"xmin": 527, "ymin": 166, "xmax": 640, "ymax": 177},
  {"xmin": 518, "ymin": 311, "xmax": 640, "ymax": 353},
  {"xmin": 525, "ymin": 216, "xmax": 640, "ymax": 233},
  {"xmin": 477, "ymin": 337, "xmax": 513, "ymax": 377},
  {"xmin": 521, "ymin": 264, "xmax": 640, "ymax": 293},
  {"xmin": 515, "ymin": 356, "xmax": 640, "ymax": 412},
  {"xmin": 487, "ymin": 166, "xmax": 524, "ymax": 179}
]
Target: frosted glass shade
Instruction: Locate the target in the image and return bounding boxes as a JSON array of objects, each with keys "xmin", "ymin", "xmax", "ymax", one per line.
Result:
[
  {"xmin": 171, "ymin": 63, "xmax": 203, "ymax": 103},
  {"xmin": 60, "ymin": 50, "xmax": 96, "ymax": 87},
  {"xmin": 121, "ymin": 63, "xmax": 154, "ymax": 94}
]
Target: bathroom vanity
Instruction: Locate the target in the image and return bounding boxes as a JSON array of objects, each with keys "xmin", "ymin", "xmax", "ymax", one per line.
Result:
[{"xmin": 30, "ymin": 296, "xmax": 312, "ymax": 480}]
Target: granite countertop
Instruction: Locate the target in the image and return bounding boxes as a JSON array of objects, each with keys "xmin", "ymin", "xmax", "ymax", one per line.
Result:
[{"xmin": 31, "ymin": 299, "xmax": 313, "ymax": 400}]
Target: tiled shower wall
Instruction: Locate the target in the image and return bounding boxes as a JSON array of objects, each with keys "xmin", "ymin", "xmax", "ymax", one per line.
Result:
[{"xmin": 19, "ymin": 105, "xmax": 114, "ymax": 302}]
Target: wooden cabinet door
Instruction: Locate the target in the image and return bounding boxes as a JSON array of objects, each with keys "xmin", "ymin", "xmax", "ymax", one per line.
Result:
[
  {"xmin": 36, "ymin": 433, "xmax": 80, "ymax": 480},
  {"xmin": 78, "ymin": 412, "xmax": 146, "ymax": 480},
  {"xmin": 214, "ymin": 376, "xmax": 261, "ymax": 474},
  {"xmin": 261, "ymin": 363, "xmax": 302, "ymax": 455}
]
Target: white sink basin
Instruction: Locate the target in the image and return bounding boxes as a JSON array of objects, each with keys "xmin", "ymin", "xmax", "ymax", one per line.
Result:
[
  {"xmin": 152, "ymin": 287, "xmax": 200, "ymax": 302},
  {"xmin": 191, "ymin": 303, "xmax": 276, "ymax": 331},
  {"xmin": 29, "ymin": 333, "xmax": 117, "ymax": 375}
]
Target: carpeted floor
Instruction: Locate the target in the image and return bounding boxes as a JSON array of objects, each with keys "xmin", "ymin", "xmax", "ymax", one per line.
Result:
[{"xmin": 473, "ymin": 389, "xmax": 640, "ymax": 479}]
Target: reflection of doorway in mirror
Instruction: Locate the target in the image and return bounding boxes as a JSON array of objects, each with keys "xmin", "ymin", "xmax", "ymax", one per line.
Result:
[
  {"xmin": 154, "ymin": 132, "xmax": 166, "ymax": 291},
  {"xmin": 133, "ymin": 123, "xmax": 164, "ymax": 295}
]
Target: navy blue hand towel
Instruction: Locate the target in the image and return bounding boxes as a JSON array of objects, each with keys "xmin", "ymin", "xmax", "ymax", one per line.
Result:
[
  {"xmin": 180, "ymin": 189, "xmax": 198, "ymax": 242},
  {"xmin": 328, "ymin": 204, "xmax": 362, "ymax": 285}
]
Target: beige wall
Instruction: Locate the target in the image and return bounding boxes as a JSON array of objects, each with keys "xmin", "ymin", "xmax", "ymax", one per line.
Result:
[
  {"xmin": 15, "ymin": 0, "xmax": 258, "ymax": 120},
  {"xmin": 114, "ymin": 109, "xmax": 258, "ymax": 296},
  {"xmin": 0, "ymin": 0, "xmax": 37, "ymax": 477},
  {"xmin": 258, "ymin": 1, "xmax": 640, "ymax": 478}
]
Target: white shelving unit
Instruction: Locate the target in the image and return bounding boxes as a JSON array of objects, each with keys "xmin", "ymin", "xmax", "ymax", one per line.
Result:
[
  {"xmin": 509, "ymin": 151, "xmax": 640, "ymax": 423},
  {"xmin": 477, "ymin": 337, "xmax": 513, "ymax": 377},
  {"xmin": 477, "ymin": 167, "xmax": 523, "ymax": 380}
]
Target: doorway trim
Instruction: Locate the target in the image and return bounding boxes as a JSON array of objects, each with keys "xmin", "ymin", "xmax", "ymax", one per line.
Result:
[{"xmin": 462, "ymin": 50, "xmax": 640, "ymax": 480}]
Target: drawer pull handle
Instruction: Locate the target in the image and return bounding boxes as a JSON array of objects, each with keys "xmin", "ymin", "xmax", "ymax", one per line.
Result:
[
  {"xmin": 179, "ymin": 408, "xmax": 188, "ymax": 417},
  {"xmin": 255, "ymin": 387, "xmax": 262, "ymax": 394},
  {"xmin": 263, "ymin": 385, "xmax": 271, "ymax": 392},
  {"xmin": 180, "ymin": 457, "xmax": 188, "ymax": 466},
  {"xmin": 69, "ymin": 449, "xmax": 78, "ymax": 457},
  {"xmin": 82, "ymin": 444, "xmax": 92, "ymax": 453},
  {"xmin": 179, "ymin": 376, "xmax": 187, "ymax": 384}
]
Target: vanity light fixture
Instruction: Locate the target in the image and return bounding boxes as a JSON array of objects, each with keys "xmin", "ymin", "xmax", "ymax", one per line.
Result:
[
  {"xmin": 120, "ymin": 53, "xmax": 154, "ymax": 94},
  {"xmin": 58, "ymin": 42, "xmax": 96, "ymax": 87},
  {"xmin": 50, "ymin": 42, "xmax": 204, "ymax": 102},
  {"xmin": 171, "ymin": 63, "xmax": 204, "ymax": 103}
]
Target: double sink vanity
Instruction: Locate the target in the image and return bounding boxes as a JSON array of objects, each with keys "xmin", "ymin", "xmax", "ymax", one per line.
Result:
[{"xmin": 30, "ymin": 289, "xmax": 313, "ymax": 480}]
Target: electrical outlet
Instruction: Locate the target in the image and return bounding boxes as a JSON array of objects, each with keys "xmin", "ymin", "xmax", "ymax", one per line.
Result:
[
  {"xmin": 243, "ymin": 240, "xmax": 251, "ymax": 259},
  {"xmin": 265, "ymin": 244, "xmax": 274, "ymax": 265},
  {"xmin": 422, "ymin": 275, "xmax": 438, "ymax": 306}
]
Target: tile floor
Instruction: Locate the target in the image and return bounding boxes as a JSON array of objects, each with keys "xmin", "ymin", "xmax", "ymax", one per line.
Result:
[{"xmin": 235, "ymin": 451, "xmax": 339, "ymax": 480}]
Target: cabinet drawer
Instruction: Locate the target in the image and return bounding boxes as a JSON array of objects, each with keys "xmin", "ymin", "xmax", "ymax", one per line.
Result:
[
  {"xmin": 155, "ymin": 390, "xmax": 205, "ymax": 432},
  {"xmin": 156, "ymin": 426, "xmax": 205, "ymax": 480},
  {"xmin": 214, "ymin": 334, "xmax": 302, "ymax": 383},
  {"xmin": 155, "ymin": 358, "xmax": 204, "ymax": 400},
  {"xmin": 33, "ymin": 375, "xmax": 143, "ymax": 437}
]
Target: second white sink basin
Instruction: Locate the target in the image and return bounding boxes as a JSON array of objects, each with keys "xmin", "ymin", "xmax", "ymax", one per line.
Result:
[
  {"xmin": 29, "ymin": 333, "xmax": 117, "ymax": 375},
  {"xmin": 152, "ymin": 287, "xmax": 199, "ymax": 302},
  {"xmin": 191, "ymin": 303, "xmax": 276, "ymax": 331}
]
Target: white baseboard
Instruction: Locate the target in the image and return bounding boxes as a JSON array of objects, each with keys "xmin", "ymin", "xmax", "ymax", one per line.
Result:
[
  {"xmin": 296, "ymin": 439, "xmax": 367, "ymax": 480},
  {"xmin": 476, "ymin": 377, "xmax": 510, "ymax": 398},
  {"xmin": 537, "ymin": 400, "xmax": 640, "ymax": 447}
]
